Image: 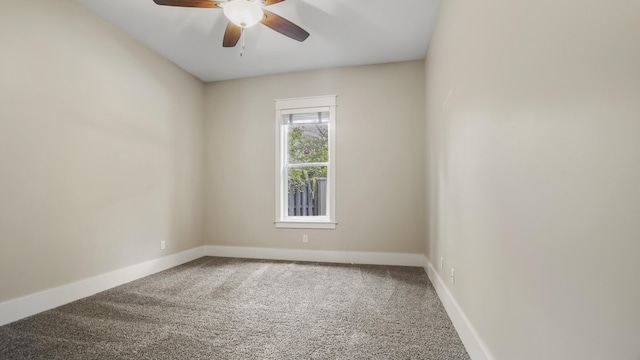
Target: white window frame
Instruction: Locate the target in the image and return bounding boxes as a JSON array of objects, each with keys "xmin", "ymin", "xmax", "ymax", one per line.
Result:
[{"xmin": 274, "ymin": 95, "xmax": 337, "ymax": 229}]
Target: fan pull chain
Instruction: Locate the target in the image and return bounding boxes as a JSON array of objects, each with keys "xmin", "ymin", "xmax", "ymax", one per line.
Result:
[{"xmin": 240, "ymin": 27, "xmax": 245, "ymax": 57}]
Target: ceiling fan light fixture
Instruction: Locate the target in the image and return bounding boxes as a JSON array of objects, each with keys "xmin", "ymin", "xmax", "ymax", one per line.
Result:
[{"xmin": 223, "ymin": 0, "xmax": 263, "ymax": 28}]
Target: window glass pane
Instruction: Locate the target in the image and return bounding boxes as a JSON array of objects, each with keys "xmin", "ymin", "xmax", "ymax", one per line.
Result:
[
  {"xmin": 286, "ymin": 121, "xmax": 328, "ymax": 164},
  {"xmin": 287, "ymin": 166, "xmax": 327, "ymax": 216}
]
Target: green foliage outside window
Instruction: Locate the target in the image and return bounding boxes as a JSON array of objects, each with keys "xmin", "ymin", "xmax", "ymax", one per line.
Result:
[{"xmin": 288, "ymin": 125, "xmax": 328, "ymax": 196}]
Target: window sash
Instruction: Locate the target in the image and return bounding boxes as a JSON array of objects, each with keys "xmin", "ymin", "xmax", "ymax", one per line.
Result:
[{"xmin": 285, "ymin": 162, "xmax": 329, "ymax": 168}]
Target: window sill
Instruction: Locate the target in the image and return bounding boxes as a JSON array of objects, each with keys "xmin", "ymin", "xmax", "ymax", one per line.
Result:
[{"xmin": 274, "ymin": 220, "xmax": 337, "ymax": 229}]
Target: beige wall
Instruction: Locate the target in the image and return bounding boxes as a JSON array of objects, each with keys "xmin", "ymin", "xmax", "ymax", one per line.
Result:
[
  {"xmin": 204, "ymin": 61, "xmax": 425, "ymax": 254},
  {"xmin": 424, "ymin": 0, "xmax": 640, "ymax": 359},
  {"xmin": 0, "ymin": 0, "xmax": 204, "ymax": 303}
]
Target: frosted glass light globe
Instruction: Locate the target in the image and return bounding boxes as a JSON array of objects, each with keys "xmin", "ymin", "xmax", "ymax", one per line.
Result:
[{"xmin": 223, "ymin": 0, "xmax": 263, "ymax": 28}]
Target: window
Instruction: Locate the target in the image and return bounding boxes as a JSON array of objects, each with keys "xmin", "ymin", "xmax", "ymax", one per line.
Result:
[{"xmin": 275, "ymin": 95, "xmax": 337, "ymax": 229}]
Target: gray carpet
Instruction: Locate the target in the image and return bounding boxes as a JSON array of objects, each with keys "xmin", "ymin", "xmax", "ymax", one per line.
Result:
[{"xmin": 0, "ymin": 257, "xmax": 470, "ymax": 359}]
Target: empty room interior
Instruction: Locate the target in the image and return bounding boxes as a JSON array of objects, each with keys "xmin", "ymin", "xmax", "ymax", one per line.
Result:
[{"xmin": 1, "ymin": 0, "xmax": 639, "ymax": 359}]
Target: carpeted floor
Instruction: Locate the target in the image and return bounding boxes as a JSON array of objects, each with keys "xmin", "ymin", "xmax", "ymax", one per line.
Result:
[{"xmin": 0, "ymin": 257, "xmax": 470, "ymax": 359}]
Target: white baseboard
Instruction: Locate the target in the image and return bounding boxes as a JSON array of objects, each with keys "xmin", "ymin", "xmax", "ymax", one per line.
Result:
[
  {"xmin": 0, "ymin": 246, "xmax": 205, "ymax": 326},
  {"xmin": 204, "ymin": 245, "xmax": 424, "ymax": 267},
  {"xmin": 422, "ymin": 256, "xmax": 494, "ymax": 360}
]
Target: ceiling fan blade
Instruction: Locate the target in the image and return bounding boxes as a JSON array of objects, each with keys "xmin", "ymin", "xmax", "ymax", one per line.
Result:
[
  {"xmin": 152, "ymin": 0, "xmax": 222, "ymax": 8},
  {"xmin": 261, "ymin": 10, "xmax": 309, "ymax": 42},
  {"xmin": 263, "ymin": 0, "xmax": 286, "ymax": 6},
  {"xmin": 223, "ymin": 22, "xmax": 242, "ymax": 47}
]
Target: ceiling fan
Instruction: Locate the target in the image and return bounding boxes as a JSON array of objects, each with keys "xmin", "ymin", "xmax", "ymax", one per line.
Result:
[{"xmin": 152, "ymin": 0, "xmax": 310, "ymax": 48}]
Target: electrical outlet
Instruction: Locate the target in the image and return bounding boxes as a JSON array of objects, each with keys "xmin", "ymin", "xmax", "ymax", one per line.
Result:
[
  {"xmin": 302, "ymin": 235, "xmax": 309, "ymax": 243},
  {"xmin": 450, "ymin": 269, "xmax": 455, "ymax": 285},
  {"xmin": 160, "ymin": 241, "xmax": 166, "ymax": 250},
  {"xmin": 440, "ymin": 257, "xmax": 444, "ymax": 270}
]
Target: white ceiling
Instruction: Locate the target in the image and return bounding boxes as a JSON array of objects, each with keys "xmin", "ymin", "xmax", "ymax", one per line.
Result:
[{"xmin": 75, "ymin": 0, "xmax": 441, "ymax": 82}]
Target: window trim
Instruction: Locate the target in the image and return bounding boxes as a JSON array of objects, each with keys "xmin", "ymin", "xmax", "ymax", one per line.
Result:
[{"xmin": 274, "ymin": 95, "xmax": 337, "ymax": 229}]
